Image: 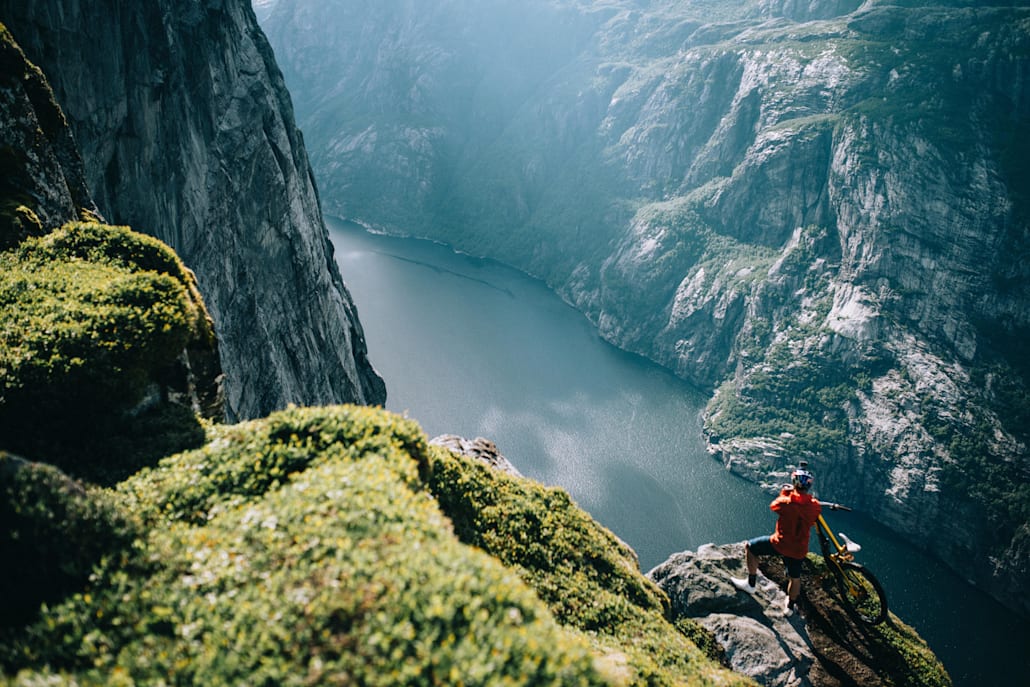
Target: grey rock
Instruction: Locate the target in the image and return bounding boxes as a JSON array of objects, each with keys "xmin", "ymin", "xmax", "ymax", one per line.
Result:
[
  {"xmin": 1, "ymin": 0, "xmax": 385, "ymax": 421},
  {"xmin": 430, "ymin": 434, "xmax": 523, "ymax": 478},
  {"xmin": 649, "ymin": 543, "xmax": 816, "ymax": 687},
  {"xmin": 0, "ymin": 24, "xmax": 96, "ymax": 244}
]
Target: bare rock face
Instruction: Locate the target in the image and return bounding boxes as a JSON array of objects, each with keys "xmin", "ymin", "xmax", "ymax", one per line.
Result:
[
  {"xmin": 1, "ymin": 0, "xmax": 385, "ymax": 421},
  {"xmin": 0, "ymin": 22, "xmax": 96, "ymax": 246}
]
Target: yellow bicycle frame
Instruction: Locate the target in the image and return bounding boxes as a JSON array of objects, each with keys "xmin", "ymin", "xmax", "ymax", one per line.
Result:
[{"xmin": 816, "ymin": 514, "xmax": 854, "ymax": 564}]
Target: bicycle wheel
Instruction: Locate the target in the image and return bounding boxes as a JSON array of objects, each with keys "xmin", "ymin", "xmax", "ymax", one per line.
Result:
[{"xmin": 833, "ymin": 561, "xmax": 888, "ymax": 625}]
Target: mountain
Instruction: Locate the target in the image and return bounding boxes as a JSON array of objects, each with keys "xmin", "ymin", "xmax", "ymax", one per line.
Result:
[
  {"xmin": 0, "ymin": 0, "xmax": 385, "ymax": 421},
  {"xmin": 0, "ymin": 11, "xmax": 949, "ymax": 687},
  {"xmin": 256, "ymin": 0, "xmax": 1030, "ymax": 615}
]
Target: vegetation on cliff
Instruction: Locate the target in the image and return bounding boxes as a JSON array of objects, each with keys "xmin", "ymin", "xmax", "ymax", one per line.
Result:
[
  {"xmin": 0, "ymin": 222, "xmax": 218, "ymax": 482},
  {"xmin": 429, "ymin": 444, "xmax": 743, "ymax": 684},
  {"xmin": 0, "ymin": 405, "xmax": 752, "ymax": 686},
  {"xmin": 0, "ymin": 10, "xmax": 952, "ymax": 687}
]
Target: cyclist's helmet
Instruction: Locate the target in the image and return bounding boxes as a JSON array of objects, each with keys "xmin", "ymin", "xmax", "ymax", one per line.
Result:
[{"xmin": 791, "ymin": 467, "xmax": 814, "ymax": 492}]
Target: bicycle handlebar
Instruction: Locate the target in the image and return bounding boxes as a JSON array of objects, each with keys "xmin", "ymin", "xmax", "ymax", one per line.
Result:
[{"xmin": 817, "ymin": 501, "xmax": 853, "ymax": 512}]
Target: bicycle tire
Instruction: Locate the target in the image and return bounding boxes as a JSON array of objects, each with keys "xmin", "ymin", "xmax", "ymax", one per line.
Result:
[{"xmin": 832, "ymin": 560, "xmax": 888, "ymax": 625}]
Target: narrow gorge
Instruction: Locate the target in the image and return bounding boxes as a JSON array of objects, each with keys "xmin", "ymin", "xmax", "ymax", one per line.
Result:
[{"xmin": 257, "ymin": 0, "xmax": 1030, "ymax": 616}]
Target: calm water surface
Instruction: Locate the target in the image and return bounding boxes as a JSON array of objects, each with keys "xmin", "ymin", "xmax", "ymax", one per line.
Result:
[{"xmin": 329, "ymin": 218, "xmax": 1027, "ymax": 686}]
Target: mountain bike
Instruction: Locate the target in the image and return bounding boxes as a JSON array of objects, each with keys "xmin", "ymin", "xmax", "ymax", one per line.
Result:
[{"xmin": 815, "ymin": 501, "xmax": 889, "ymax": 625}]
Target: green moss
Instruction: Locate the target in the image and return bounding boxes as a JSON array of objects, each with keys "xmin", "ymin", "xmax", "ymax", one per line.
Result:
[
  {"xmin": 119, "ymin": 404, "xmax": 432, "ymax": 527},
  {"xmin": 428, "ymin": 445, "xmax": 752, "ymax": 685},
  {"xmin": 0, "ymin": 453, "xmax": 140, "ymax": 630},
  {"xmin": 1, "ymin": 405, "xmax": 759, "ymax": 685},
  {"xmin": 673, "ymin": 618, "xmax": 729, "ymax": 668},
  {"xmin": 23, "ymin": 222, "xmax": 191, "ymax": 285},
  {"xmin": 0, "ymin": 222, "xmax": 210, "ymax": 479},
  {"xmin": 3, "ymin": 407, "xmax": 609, "ymax": 685}
]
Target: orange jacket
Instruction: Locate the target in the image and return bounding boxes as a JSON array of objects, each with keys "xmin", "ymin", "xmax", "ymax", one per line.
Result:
[{"xmin": 769, "ymin": 487, "xmax": 821, "ymax": 559}]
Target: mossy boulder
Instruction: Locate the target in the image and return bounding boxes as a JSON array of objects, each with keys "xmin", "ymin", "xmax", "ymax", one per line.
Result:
[
  {"xmin": 0, "ymin": 452, "xmax": 141, "ymax": 631},
  {"xmin": 0, "ymin": 222, "xmax": 221, "ymax": 481}
]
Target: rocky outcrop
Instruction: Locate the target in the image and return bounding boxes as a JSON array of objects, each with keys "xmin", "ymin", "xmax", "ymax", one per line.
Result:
[
  {"xmin": 0, "ymin": 22, "xmax": 95, "ymax": 246},
  {"xmin": 429, "ymin": 434, "xmax": 523, "ymax": 477},
  {"xmin": 649, "ymin": 544, "xmax": 951, "ymax": 687},
  {"xmin": 1, "ymin": 0, "xmax": 385, "ymax": 421},
  {"xmin": 258, "ymin": 0, "xmax": 1030, "ymax": 615},
  {"xmin": 651, "ymin": 544, "xmax": 816, "ymax": 687}
]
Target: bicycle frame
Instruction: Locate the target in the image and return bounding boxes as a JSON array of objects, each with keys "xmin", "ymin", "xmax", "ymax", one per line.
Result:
[{"xmin": 815, "ymin": 512, "xmax": 859, "ymax": 563}]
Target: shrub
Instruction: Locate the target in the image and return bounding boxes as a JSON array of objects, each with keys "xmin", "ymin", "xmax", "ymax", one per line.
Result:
[
  {"xmin": 0, "ymin": 222, "xmax": 210, "ymax": 477},
  {"xmin": 0, "ymin": 453, "xmax": 139, "ymax": 631},
  {"xmin": 119, "ymin": 404, "xmax": 432, "ymax": 527},
  {"xmin": 5, "ymin": 406, "xmax": 610, "ymax": 686},
  {"xmin": 428, "ymin": 445, "xmax": 752, "ymax": 685}
]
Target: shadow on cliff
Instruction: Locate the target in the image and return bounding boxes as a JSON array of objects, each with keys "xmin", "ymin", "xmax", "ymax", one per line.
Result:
[{"xmin": 777, "ymin": 558, "xmax": 949, "ymax": 687}]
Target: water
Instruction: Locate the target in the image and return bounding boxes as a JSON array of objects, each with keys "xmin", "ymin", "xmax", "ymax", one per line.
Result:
[{"xmin": 328, "ymin": 218, "xmax": 1028, "ymax": 686}]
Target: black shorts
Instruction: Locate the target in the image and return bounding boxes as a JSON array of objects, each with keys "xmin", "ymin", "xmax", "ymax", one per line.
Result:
[{"xmin": 747, "ymin": 535, "xmax": 804, "ymax": 578}]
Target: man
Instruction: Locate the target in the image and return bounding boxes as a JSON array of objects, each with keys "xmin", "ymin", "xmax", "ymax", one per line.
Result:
[{"xmin": 731, "ymin": 465, "xmax": 822, "ymax": 615}]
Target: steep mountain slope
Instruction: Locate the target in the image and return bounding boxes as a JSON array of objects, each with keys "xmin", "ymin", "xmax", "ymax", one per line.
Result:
[
  {"xmin": 1, "ymin": 0, "xmax": 385, "ymax": 421},
  {"xmin": 258, "ymin": 0, "xmax": 1030, "ymax": 614}
]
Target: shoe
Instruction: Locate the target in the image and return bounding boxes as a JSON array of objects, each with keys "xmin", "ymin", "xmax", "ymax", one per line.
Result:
[
  {"xmin": 730, "ymin": 577, "xmax": 757, "ymax": 594},
  {"xmin": 782, "ymin": 596, "xmax": 795, "ymax": 616}
]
